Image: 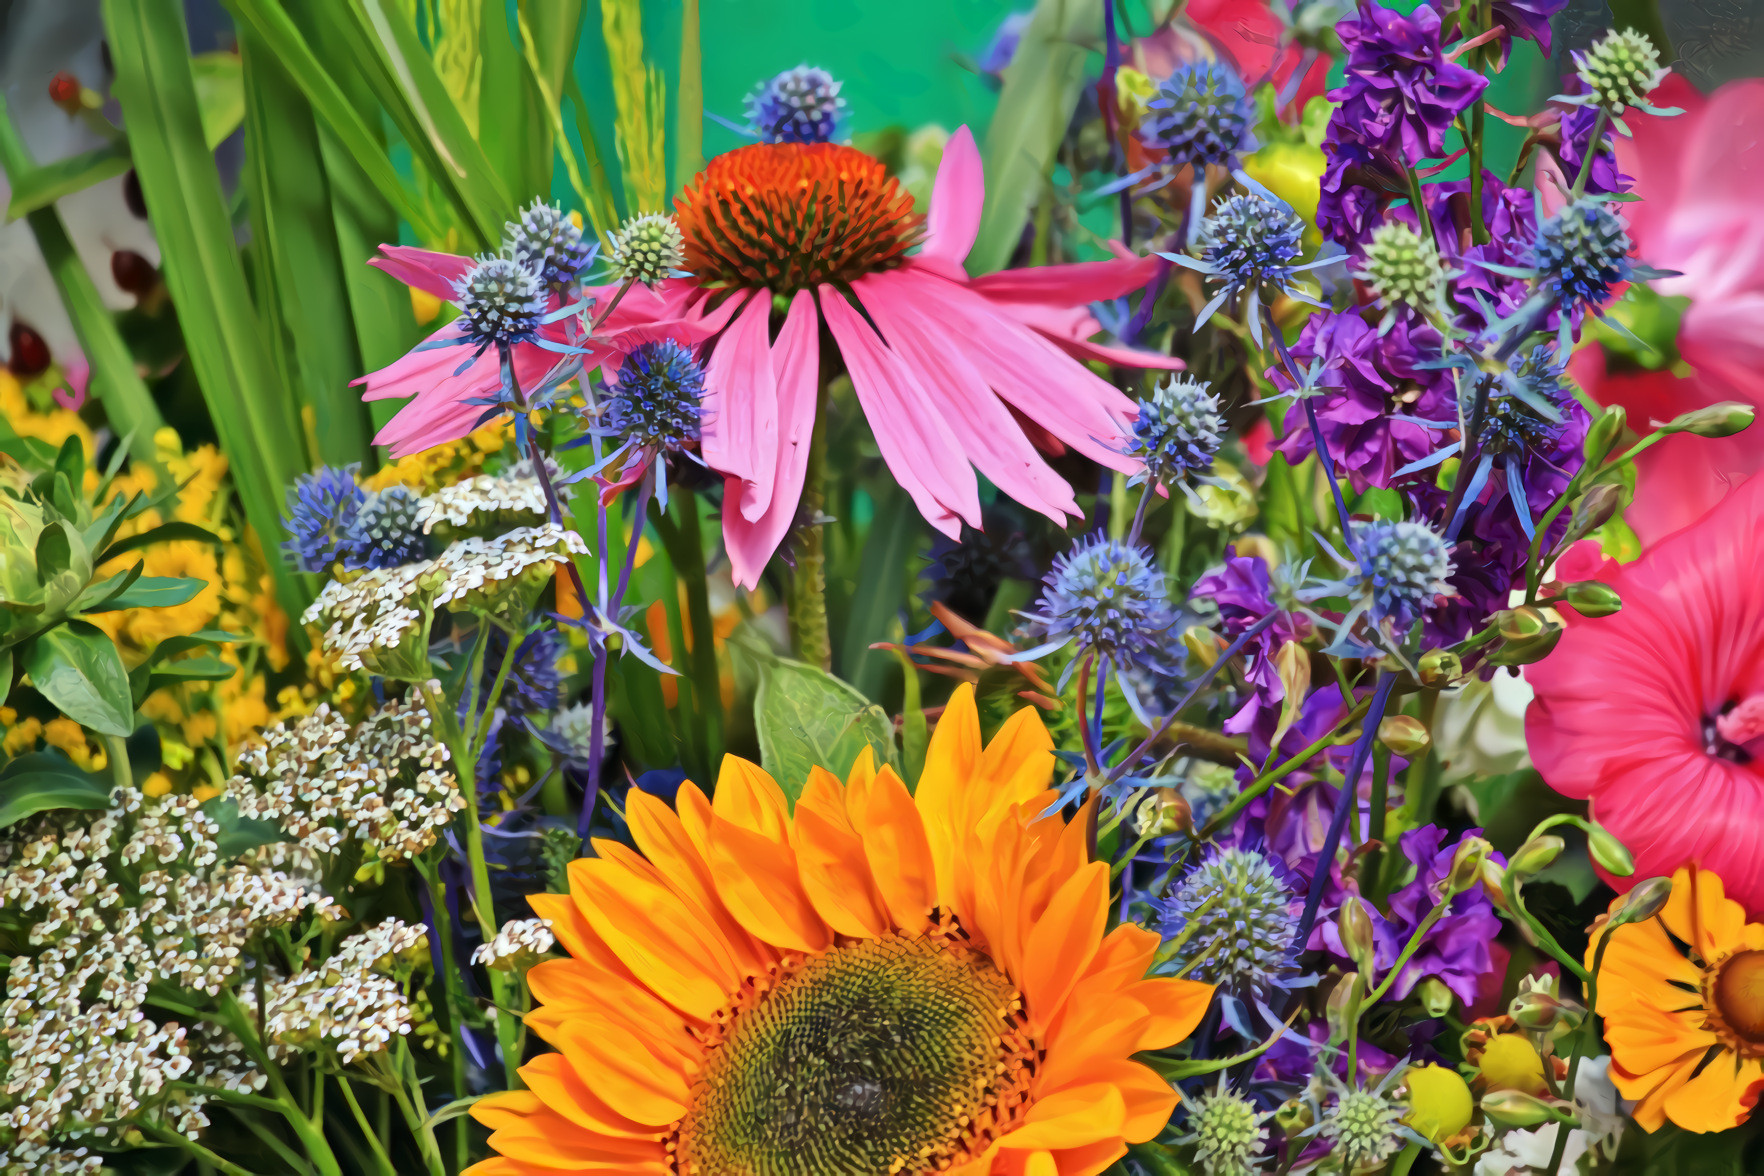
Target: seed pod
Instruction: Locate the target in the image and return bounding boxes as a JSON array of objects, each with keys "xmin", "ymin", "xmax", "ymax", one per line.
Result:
[
  {"xmin": 1378, "ymin": 714, "xmax": 1431, "ymax": 758},
  {"xmin": 1660, "ymin": 401, "xmax": 1755, "ymax": 438}
]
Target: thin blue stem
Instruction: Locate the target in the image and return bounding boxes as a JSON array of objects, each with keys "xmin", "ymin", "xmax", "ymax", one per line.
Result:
[{"xmin": 1263, "ymin": 307, "xmax": 1356, "ymax": 551}]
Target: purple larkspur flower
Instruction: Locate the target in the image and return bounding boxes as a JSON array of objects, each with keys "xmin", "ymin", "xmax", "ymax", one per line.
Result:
[
  {"xmin": 1193, "ymin": 548, "xmax": 1311, "ymax": 728},
  {"xmin": 1259, "ymin": 1021, "xmax": 1404, "ymax": 1088},
  {"xmin": 1316, "ymin": 128, "xmax": 1405, "ymax": 247},
  {"xmin": 1468, "ymin": 0, "xmax": 1568, "ymax": 54},
  {"xmin": 1329, "ymin": 5, "xmax": 1488, "ymax": 160},
  {"xmin": 1314, "ymin": 826, "xmax": 1506, "ymax": 1005},
  {"xmin": 1271, "ymin": 311, "xmax": 1455, "ymax": 492},
  {"xmin": 1555, "ymin": 106, "xmax": 1631, "ymax": 196}
]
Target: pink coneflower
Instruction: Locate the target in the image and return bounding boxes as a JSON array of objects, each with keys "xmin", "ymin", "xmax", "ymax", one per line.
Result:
[
  {"xmin": 646, "ymin": 126, "xmax": 1180, "ymax": 586},
  {"xmin": 1526, "ymin": 472, "xmax": 1764, "ymax": 912}
]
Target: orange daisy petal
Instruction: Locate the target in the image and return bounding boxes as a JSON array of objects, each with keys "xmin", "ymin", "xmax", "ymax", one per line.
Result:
[
  {"xmin": 1018, "ymin": 860, "xmax": 1108, "ymax": 1029},
  {"xmin": 706, "ymin": 812, "xmax": 833, "ymax": 953},
  {"xmin": 859, "ymin": 765, "xmax": 939, "ymax": 930},
  {"xmin": 1659, "ymin": 1052, "xmax": 1764, "ymax": 1133},
  {"xmin": 566, "ymin": 858, "xmax": 737, "ymax": 1021}
]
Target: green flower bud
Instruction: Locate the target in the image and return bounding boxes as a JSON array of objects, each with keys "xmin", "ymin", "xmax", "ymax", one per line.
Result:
[
  {"xmin": 1508, "ymin": 990, "xmax": 1585, "ymax": 1034},
  {"xmin": 1509, "ymin": 835, "xmax": 1564, "ymax": 877},
  {"xmin": 1586, "ymin": 822, "xmax": 1635, "ymax": 876},
  {"xmin": 1575, "ymin": 28, "xmax": 1667, "ymax": 114},
  {"xmin": 1583, "ymin": 404, "xmax": 1626, "ymax": 466},
  {"xmin": 1447, "ymin": 836, "xmax": 1493, "ymax": 895},
  {"xmin": 1480, "ymin": 1089, "xmax": 1576, "ymax": 1129},
  {"xmin": 1560, "ymin": 580, "xmax": 1622, "ymax": 619},
  {"xmin": 1567, "ymin": 482, "xmax": 1625, "ymax": 539},
  {"xmin": 1360, "ymin": 221, "xmax": 1447, "ymax": 309},
  {"xmin": 1378, "ymin": 714, "xmax": 1431, "ymax": 759},
  {"xmin": 1659, "ymin": 401, "xmax": 1755, "ymax": 438},
  {"xmin": 1488, "ymin": 607, "xmax": 1564, "ymax": 666},
  {"xmin": 607, "ymin": 213, "xmax": 687, "ymax": 287},
  {"xmin": 1611, "ymin": 876, "xmax": 1673, "ymax": 927},
  {"xmin": 1339, "ymin": 897, "xmax": 1377, "ymax": 973},
  {"xmin": 1415, "ymin": 976, "xmax": 1456, "ymax": 1018},
  {"xmin": 1418, "ymin": 648, "xmax": 1462, "ymax": 688}
]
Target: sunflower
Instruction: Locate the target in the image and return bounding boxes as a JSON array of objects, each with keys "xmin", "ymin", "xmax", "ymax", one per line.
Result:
[
  {"xmin": 469, "ymin": 684, "xmax": 1215, "ymax": 1175},
  {"xmin": 1589, "ymin": 864, "xmax": 1764, "ymax": 1132}
]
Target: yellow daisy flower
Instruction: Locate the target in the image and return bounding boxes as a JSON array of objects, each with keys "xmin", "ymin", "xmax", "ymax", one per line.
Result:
[{"xmin": 470, "ymin": 685, "xmax": 1214, "ymax": 1175}]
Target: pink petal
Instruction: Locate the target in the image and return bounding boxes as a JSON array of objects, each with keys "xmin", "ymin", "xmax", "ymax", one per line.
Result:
[
  {"xmin": 918, "ymin": 125, "xmax": 984, "ymax": 280},
  {"xmin": 999, "ymin": 300, "xmax": 1184, "ymax": 371},
  {"xmin": 965, "ymin": 250, "xmax": 1162, "ymax": 306},
  {"xmin": 699, "ymin": 292, "xmax": 780, "ymax": 520},
  {"xmin": 370, "ymin": 245, "xmax": 474, "ymax": 302},
  {"xmin": 1674, "ymin": 77, "xmax": 1764, "ymax": 224},
  {"xmin": 724, "ymin": 291, "xmax": 822, "ymax": 589},
  {"xmin": 856, "ymin": 270, "xmax": 1078, "ymax": 523},
  {"xmin": 361, "ymin": 329, "xmax": 557, "ymax": 458},
  {"xmin": 819, "ymin": 289, "xmax": 980, "ymax": 537},
  {"xmin": 883, "ymin": 270, "xmax": 1138, "ymax": 471}
]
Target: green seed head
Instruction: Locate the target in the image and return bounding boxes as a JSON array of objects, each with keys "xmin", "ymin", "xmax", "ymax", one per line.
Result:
[
  {"xmin": 608, "ymin": 213, "xmax": 687, "ymax": 286},
  {"xmin": 1576, "ymin": 28, "xmax": 1667, "ymax": 113}
]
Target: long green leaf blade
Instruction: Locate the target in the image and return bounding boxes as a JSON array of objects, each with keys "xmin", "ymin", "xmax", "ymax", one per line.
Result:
[{"xmin": 4, "ymin": 142, "xmax": 131, "ymax": 220}]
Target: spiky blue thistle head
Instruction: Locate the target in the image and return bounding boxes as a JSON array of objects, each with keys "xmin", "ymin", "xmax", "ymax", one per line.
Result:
[
  {"xmin": 604, "ymin": 339, "xmax": 706, "ymax": 453},
  {"xmin": 483, "ymin": 627, "xmax": 564, "ymax": 717},
  {"xmin": 283, "ymin": 465, "xmax": 365, "ymax": 573},
  {"xmin": 1198, "ymin": 192, "xmax": 1307, "ymax": 299},
  {"xmin": 1532, "ymin": 198, "xmax": 1633, "ymax": 313},
  {"xmin": 1474, "ymin": 346, "xmax": 1568, "ymax": 458},
  {"xmin": 340, "ymin": 486, "xmax": 426, "ymax": 571},
  {"xmin": 1130, "ymin": 376, "xmax": 1226, "ymax": 487},
  {"xmin": 1180, "ymin": 1080, "xmax": 1268, "ymax": 1176},
  {"xmin": 1159, "ymin": 847, "xmax": 1301, "ymax": 994},
  {"xmin": 746, "ymin": 65, "xmax": 845, "ymax": 144},
  {"xmin": 1141, "ymin": 62, "xmax": 1255, "ymax": 170},
  {"xmin": 506, "ymin": 202, "xmax": 594, "ymax": 288},
  {"xmin": 1022, "ymin": 534, "xmax": 1176, "ymax": 675},
  {"xmin": 455, "ymin": 256, "xmax": 548, "ymax": 347},
  {"xmin": 1352, "ymin": 518, "xmax": 1454, "ymax": 628}
]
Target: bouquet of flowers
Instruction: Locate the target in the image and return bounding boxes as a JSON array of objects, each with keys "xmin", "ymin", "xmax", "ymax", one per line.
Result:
[{"xmin": 2, "ymin": 0, "xmax": 1762, "ymax": 1172}]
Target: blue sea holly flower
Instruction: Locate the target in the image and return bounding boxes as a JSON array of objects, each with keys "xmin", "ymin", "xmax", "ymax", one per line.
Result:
[
  {"xmin": 1158, "ymin": 173, "xmax": 1335, "ymax": 345},
  {"xmin": 1533, "ymin": 199, "xmax": 1634, "ymax": 318},
  {"xmin": 571, "ymin": 337, "xmax": 709, "ymax": 508},
  {"xmin": 1134, "ymin": 62, "xmax": 1257, "ymax": 226},
  {"xmin": 283, "ymin": 464, "xmax": 365, "ymax": 573},
  {"xmin": 339, "ymin": 485, "xmax": 428, "ymax": 572},
  {"xmin": 1336, "ymin": 518, "xmax": 1455, "ymax": 640},
  {"xmin": 1128, "ymin": 376, "xmax": 1228, "ymax": 504},
  {"xmin": 455, "ymin": 255, "xmax": 549, "ymax": 350},
  {"xmin": 506, "ymin": 201, "xmax": 595, "ymax": 289},
  {"xmin": 1017, "ymin": 534, "xmax": 1178, "ymax": 722},
  {"xmin": 745, "ymin": 65, "xmax": 845, "ymax": 144},
  {"xmin": 1160, "ymin": 847, "xmax": 1303, "ymax": 996},
  {"xmin": 478, "ymin": 627, "xmax": 565, "ymax": 718}
]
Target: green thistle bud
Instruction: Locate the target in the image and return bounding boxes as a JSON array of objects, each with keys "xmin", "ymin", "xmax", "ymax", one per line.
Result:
[
  {"xmin": 1586, "ymin": 821, "xmax": 1635, "ymax": 876},
  {"xmin": 1182, "ymin": 1080, "xmax": 1267, "ymax": 1176},
  {"xmin": 1321, "ymin": 1087, "xmax": 1408, "ymax": 1171},
  {"xmin": 1660, "ymin": 401, "xmax": 1756, "ymax": 438},
  {"xmin": 1583, "ymin": 404, "xmax": 1626, "ymax": 466},
  {"xmin": 607, "ymin": 213, "xmax": 686, "ymax": 286},
  {"xmin": 1509, "ymin": 835, "xmax": 1565, "ymax": 877},
  {"xmin": 1561, "ymin": 580, "xmax": 1622, "ymax": 618},
  {"xmin": 1575, "ymin": 28, "xmax": 1668, "ymax": 114},
  {"xmin": 1611, "ymin": 876, "xmax": 1672, "ymax": 926},
  {"xmin": 1378, "ymin": 714, "xmax": 1431, "ymax": 758},
  {"xmin": 1360, "ymin": 221, "xmax": 1446, "ymax": 310}
]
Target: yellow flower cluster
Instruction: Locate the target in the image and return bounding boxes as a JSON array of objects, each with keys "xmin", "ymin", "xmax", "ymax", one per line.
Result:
[
  {"xmin": 362, "ymin": 420, "xmax": 507, "ymax": 494},
  {"xmin": 0, "ymin": 371, "xmax": 94, "ymax": 453}
]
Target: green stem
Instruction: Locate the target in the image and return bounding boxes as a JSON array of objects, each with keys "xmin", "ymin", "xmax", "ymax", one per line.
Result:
[
  {"xmin": 652, "ymin": 494, "xmax": 725, "ymax": 770},
  {"xmin": 1502, "ymin": 872, "xmax": 1592, "ymax": 982},
  {"xmin": 1545, "ymin": 934, "xmax": 1612, "ymax": 1176},
  {"xmin": 105, "ymin": 733, "xmax": 133, "ymax": 792},
  {"xmin": 1570, "ymin": 108, "xmax": 1609, "ymax": 200},
  {"xmin": 388, "ymin": 1043, "xmax": 449, "ymax": 1176},
  {"xmin": 788, "ymin": 381, "xmax": 832, "ymax": 670},
  {"xmin": 216, "ymin": 993, "xmax": 344, "ymax": 1176},
  {"xmin": 417, "ymin": 860, "xmax": 470, "ymax": 1172},
  {"xmin": 1468, "ymin": 103, "xmax": 1489, "ymax": 244},
  {"xmin": 141, "ymin": 1123, "xmax": 262, "ymax": 1176},
  {"xmin": 1364, "ymin": 901, "xmax": 1452, "ymax": 1006},
  {"xmin": 336, "ymin": 1077, "xmax": 399, "ymax": 1176},
  {"xmin": 1199, "ymin": 698, "xmax": 1372, "ymax": 838}
]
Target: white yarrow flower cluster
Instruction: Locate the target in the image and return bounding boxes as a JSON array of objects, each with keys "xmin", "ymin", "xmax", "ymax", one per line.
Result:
[
  {"xmin": 302, "ymin": 524, "xmax": 588, "ymax": 670},
  {"xmin": 260, "ymin": 920, "xmax": 427, "ymax": 1064},
  {"xmin": 472, "ymin": 918, "xmax": 556, "ymax": 970},
  {"xmin": 229, "ymin": 699, "xmax": 464, "ymax": 862},
  {"xmin": 0, "ymin": 790, "xmax": 340, "ymax": 1147},
  {"xmin": 0, "ymin": 1145, "xmax": 103, "ymax": 1175},
  {"xmin": 412, "ymin": 458, "xmax": 558, "ymax": 533}
]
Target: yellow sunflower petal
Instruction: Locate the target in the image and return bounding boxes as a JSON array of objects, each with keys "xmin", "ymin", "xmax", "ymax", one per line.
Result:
[
  {"xmin": 858, "ymin": 765, "xmax": 938, "ymax": 930},
  {"xmin": 711, "ymin": 755, "xmax": 792, "ymax": 842},
  {"xmin": 1660, "ymin": 865, "xmax": 1747, "ymax": 965},
  {"xmin": 566, "ymin": 858, "xmax": 737, "ymax": 1020},
  {"xmin": 1660, "ymin": 1053, "xmax": 1764, "ymax": 1133},
  {"xmin": 996, "ymin": 1084, "xmax": 1127, "ymax": 1151},
  {"xmin": 705, "ymin": 813, "xmax": 833, "ymax": 953},
  {"xmin": 1611, "ymin": 1049, "xmax": 1704, "ymax": 1132},
  {"xmin": 1018, "ymin": 861, "xmax": 1108, "ymax": 1029},
  {"xmin": 520, "ymin": 1053, "xmax": 657, "ymax": 1138},
  {"xmin": 623, "ymin": 790, "xmax": 773, "ymax": 975},
  {"xmin": 794, "ymin": 768, "xmax": 893, "ymax": 938},
  {"xmin": 548, "ymin": 1018, "xmax": 692, "ymax": 1126}
]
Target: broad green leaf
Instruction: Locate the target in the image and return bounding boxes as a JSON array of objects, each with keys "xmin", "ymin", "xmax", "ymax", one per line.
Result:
[
  {"xmin": 753, "ymin": 655, "xmax": 897, "ymax": 805},
  {"xmin": 82, "ymin": 491, "xmax": 137, "ymax": 559},
  {"xmin": 83, "ymin": 575, "xmax": 206, "ymax": 613},
  {"xmin": 21, "ymin": 621, "xmax": 136, "ymax": 737},
  {"xmin": 0, "ymin": 753, "xmax": 114, "ymax": 826},
  {"xmin": 0, "ymin": 647, "xmax": 11, "ymax": 707},
  {"xmin": 34, "ymin": 519, "xmax": 91, "ymax": 616},
  {"xmin": 149, "ymin": 653, "xmax": 236, "ymax": 683},
  {"xmin": 96, "ymin": 520, "xmax": 221, "ymax": 565},
  {"xmin": 479, "ymin": 0, "xmax": 549, "ymax": 207},
  {"xmin": 969, "ymin": 0, "xmax": 1102, "ymax": 275},
  {"xmin": 101, "ymin": 0, "xmax": 312, "ymax": 636},
  {"xmin": 0, "ymin": 97, "xmax": 168, "ymax": 478},
  {"xmin": 72, "ymin": 563, "xmax": 144, "ymax": 614},
  {"xmin": 191, "ymin": 50, "xmax": 245, "ymax": 148},
  {"xmin": 3, "ymin": 142, "xmax": 132, "ymax": 219}
]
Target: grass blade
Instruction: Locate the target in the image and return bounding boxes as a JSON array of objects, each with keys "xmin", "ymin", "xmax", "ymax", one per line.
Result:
[
  {"xmin": 478, "ymin": 1, "xmax": 549, "ymax": 206},
  {"xmin": 101, "ymin": 0, "xmax": 312, "ymax": 628},
  {"xmin": 598, "ymin": 0, "xmax": 667, "ymax": 215},
  {"xmin": 4, "ymin": 143, "xmax": 130, "ymax": 220},
  {"xmin": 674, "ymin": 0, "xmax": 702, "ymax": 184}
]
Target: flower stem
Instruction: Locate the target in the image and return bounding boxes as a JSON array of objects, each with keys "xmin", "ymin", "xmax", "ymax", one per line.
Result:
[
  {"xmin": 1545, "ymin": 934, "xmax": 1612, "ymax": 1176},
  {"xmin": 788, "ymin": 381, "xmax": 832, "ymax": 670},
  {"xmin": 651, "ymin": 491, "xmax": 725, "ymax": 767}
]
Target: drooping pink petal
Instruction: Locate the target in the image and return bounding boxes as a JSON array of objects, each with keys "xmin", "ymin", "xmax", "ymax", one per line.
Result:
[
  {"xmin": 884, "ymin": 270, "xmax": 1138, "ymax": 471},
  {"xmin": 370, "ymin": 245, "xmax": 475, "ymax": 302},
  {"xmin": 818, "ymin": 289, "xmax": 980, "ymax": 537},
  {"xmin": 699, "ymin": 292, "xmax": 780, "ymax": 516},
  {"xmin": 998, "ymin": 299, "xmax": 1184, "ymax": 371},
  {"xmin": 964, "ymin": 250, "xmax": 1162, "ymax": 306},
  {"xmin": 360, "ymin": 325, "xmax": 558, "ymax": 458},
  {"xmin": 724, "ymin": 291, "xmax": 822, "ymax": 588},
  {"xmin": 856, "ymin": 270, "xmax": 1078, "ymax": 523},
  {"xmin": 917, "ymin": 125, "xmax": 984, "ymax": 280}
]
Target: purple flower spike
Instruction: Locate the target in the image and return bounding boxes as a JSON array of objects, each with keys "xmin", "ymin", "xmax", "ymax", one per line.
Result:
[{"xmin": 1330, "ymin": 5, "xmax": 1489, "ymax": 161}]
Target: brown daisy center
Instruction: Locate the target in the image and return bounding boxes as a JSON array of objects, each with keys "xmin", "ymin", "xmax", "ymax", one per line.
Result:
[
  {"xmin": 668, "ymin": 923, "xmax": 1036, "ymax": 1175},
  {"xmin": 674, "ymin": 142, "xmax": 922, "ymax": 295},
  {"xmin": 1712, "ymin": 950, "xmax": 1764, "ymax": 1047}
]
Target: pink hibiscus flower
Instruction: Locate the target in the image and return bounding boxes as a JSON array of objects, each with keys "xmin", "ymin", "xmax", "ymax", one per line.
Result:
[
  {"xmin": 1526, "ymin": 472, "xmax": 1764, "ymax": 912},
  {"xmin": 1567, "ymin": 74, "xmax": 1764, "ymax": 545}
]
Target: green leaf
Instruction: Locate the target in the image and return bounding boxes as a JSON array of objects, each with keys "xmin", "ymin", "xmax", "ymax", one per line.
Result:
[
  {"xmin": 84, "ymin": 576, "xmax": 206, "ymax": 612},
  {"xmin": 753, "ymin": 654, "xmax": 898, "ymax": 805},
  {"xmin": 149, "ymin": 653, "xmax": 235, "ymax": 682},
  {"xmin": 73, "ymin": 563, "xmax": 144, "ymax": 614},
  {"xmin": 3, "ymin": 142, "xmax": 132, "ymax": 219},
  {"xmin": 96, "ymin": 520, "xmax": 222, "ymax": 565},
  {"xmin": 82, "ymin": 491, "xmax": 138, "ymax": 559},
  {"xmin": 0, "ymin": 98, "xmax": 169, "ymax": 479},
  {"xmin": 101, "ymin": 0, "xmax": 312, "ymax": 637},
  {"xmin": 969, "ymin": 0, "xmax": 1102, "ymax": 275},
  {"xmin": 21, "ymin": 621, "xmax": 137, "ymax": 737},
  {"xmin": 0, "ymin": 753, "xmax": 114, "ymax": 826},
  {"xmin": 0, "ymin": 647, "xmax": 12, "ymax": 708},
  {"xmin": 34, "ymin": 519, "xmax": 92, "ymax": 616},
  {"xmin": 191, "ymin": 50, "xmax": 246, "ymax": 148}
]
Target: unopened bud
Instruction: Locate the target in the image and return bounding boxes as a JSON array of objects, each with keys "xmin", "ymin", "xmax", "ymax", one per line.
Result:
[
  {"xmin": 1498, "ymin": 607, "xmax": 1548, "ymax": 642},
  {"xmin": 1569, "ymin": 482, "xmax": 1625, "ymax": 537},
  {"xmin": 1480, "ymin": 1089, "xmax": 1574, "ymax": 1129},
  {"xmin": 1509, "ymin": 835, "xmax": 1564, "ymax": 877},
  {"xmin": 1481, "ymin": 859, "xmax": 1510, "ymax": 908},
  {"xmin": 1489, "ymin": 608, "xmax": 1562, "ymax": 666},
  {"xmin": 1275, "ymin": 640, "xmax": 1311, "ymax": 707},
  {"xmin": 1418, "ymin": 648, "xmax": 1462, "ymax": 688},
  {"xmin": 1327, "ymin": 972, "xmax": 1362, "ymax": 1038},
  {"xmin": 1338, "ymin": 897, "xmax": 1377, "ymax": 972},
  {"xmin": 1447, "ymin": 836, "xmax": 1493, "ymax": 894},
  {"xmin": 1611, "ymin": 876, "xmax": 1672, "ymax": 927},
  {"xmin": 1560, "ymin": 581, "xmax": 1622, "ymax": 619},
  {"xmin": 1586, "ymin": 822, "xmax": 1634, "ymax": 876},
  {"xmin": 1508, "ymin": 990, "xmax": 1585, "ymax": 1034},
  {"xmin": 1661, "ymin": 401, "xmax": 1755, "ymax": 438},
  {"xmin": 1582, "ymin": 405, "xmax": 1626, "ymax": 466},
  {"xmin": 1416, "ymin": 976, "xmax": 1456, "ymax": 1018},
  {"xmin": 1183, "ymin": 625, "xmax": 1224, "ymax": 669},
  {"xmin": 1274, "ymin": 1097, "xmax": 1313, "ymax": 1138},
  {"xmin": 1143, "ymin": 788, "xmax": 1192, "ymax": 837},
  {"xmin": 1379, "ymin": 714, "xmax": 1431, "ymax": 758}
]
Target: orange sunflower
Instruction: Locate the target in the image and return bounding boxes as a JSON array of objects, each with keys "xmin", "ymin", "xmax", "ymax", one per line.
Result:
[
  {"xmin": 469, "ymin": 684, "xmax": 1215, "ymax": 1175},
  {"xmin": 1590, "ymin": 864, "xmax": 1764, "ymax": 1132}
]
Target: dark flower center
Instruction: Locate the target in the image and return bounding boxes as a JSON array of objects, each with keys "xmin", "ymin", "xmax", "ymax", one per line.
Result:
[{"xmin": 1712, "ymin": 951, "xmax": 1764, "ymax": 1046}]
